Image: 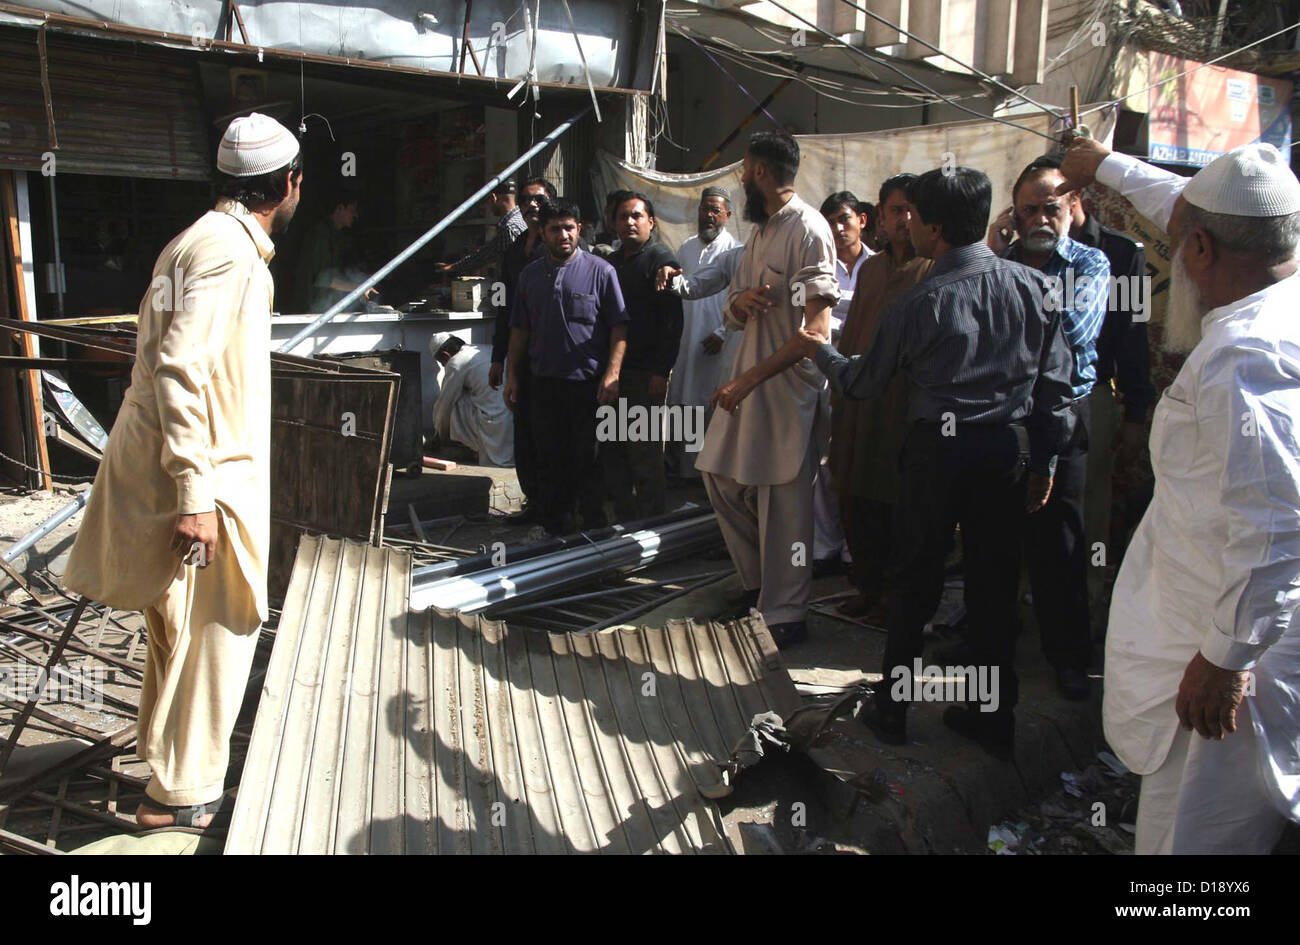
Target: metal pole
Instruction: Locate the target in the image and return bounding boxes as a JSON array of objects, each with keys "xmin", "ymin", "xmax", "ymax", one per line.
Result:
[
  {"xmin": 47, "ymin": 174, "xmax": 63, "ymax": 315},
  {"xmin": 0, "ymin": 595, "xmax": 89, "ymax": 776},
  {"xmin": 277, "ymin": 107, "xmax": 591, "ymax": 355},
  {"xmin": 1, "ymin": 487, "xmax": 89, "ymax": 564}
]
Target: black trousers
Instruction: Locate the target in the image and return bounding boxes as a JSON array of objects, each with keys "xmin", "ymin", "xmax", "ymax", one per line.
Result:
[
  {"xmin": 602, "ymin": 367, "xmax": 667, "ymax": 523},
  {"xmin": 1026, "ymin": 397, "xmax": 1092, "ymax": 671},
  {"xmin": 882, "ymin": 423, "xmax": 1028, "ymax": 717},
  {"xmin": 841, "ymin": 494, "xmax": 897, "ymax": 598},
  {"xmin": 529, "ymin": 376, "xmax": 606, "ymax": 533},
  {"xmin": 513, "ymin": 365, "xmax": 538, "ymax": 504}
]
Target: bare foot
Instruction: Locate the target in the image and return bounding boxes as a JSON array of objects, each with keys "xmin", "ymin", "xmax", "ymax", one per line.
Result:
[{"xmin": 135, "ymin": 800, "xmax": 214, "ymax": 829}]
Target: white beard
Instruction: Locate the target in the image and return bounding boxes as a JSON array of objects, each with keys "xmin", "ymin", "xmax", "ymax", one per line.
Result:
[
  {"xmin": 1022, "ymin": 228, "xmax": 1059, "ymax": 254},
  {"xmin": 1162, "ymin": 252, "xmax": 1207, "ymax": 354}
]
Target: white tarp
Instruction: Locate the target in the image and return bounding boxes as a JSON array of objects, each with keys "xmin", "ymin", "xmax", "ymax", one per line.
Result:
[
  {"xmin": 593, "ymin": 111, "xmax": 1116, "ymax": 254},
  {"xmin": 10, "ymin": 0, "xmax": 639, "ymax": 87}
]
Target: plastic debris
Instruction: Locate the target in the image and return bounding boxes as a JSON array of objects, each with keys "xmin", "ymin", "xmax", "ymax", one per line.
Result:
[
  {"xmin": 1097, "ymin": 751, "xmax": 1130, "ymax": 776},
  {"xmin": 988, "ymin": 824, "xmax": 1020, "ymax": 854}
]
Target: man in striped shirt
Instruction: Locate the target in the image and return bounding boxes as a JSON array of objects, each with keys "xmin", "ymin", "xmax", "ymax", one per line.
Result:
[
  {"xmin": 435, "ymin": 179, "xmax": 527, "ymax": 278},
  {"xmin": 991, "ymin": 155, "xmax": 1110, "ymax": 701}
]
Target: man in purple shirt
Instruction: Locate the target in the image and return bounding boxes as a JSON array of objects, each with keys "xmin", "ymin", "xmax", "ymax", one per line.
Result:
[{"xmin": 506, "ymin": 199, "xmax": 628, "ymax": 535}]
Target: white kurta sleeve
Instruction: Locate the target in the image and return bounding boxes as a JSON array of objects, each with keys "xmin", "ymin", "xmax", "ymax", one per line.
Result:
[
  {"xmin": 672, "ymin": 245, "xmax": 746, "ymax": 300},
  {"xmin": 1095, "ymin": 152, "xmax": 1188, "ymax": 232},
  {"xmin": 153, "ymin": 237, "xmax": 253, "ymax": 515},
  {"xmin": 1199, "ymin": 343, "xmax": 1300, "ymax": 670}
]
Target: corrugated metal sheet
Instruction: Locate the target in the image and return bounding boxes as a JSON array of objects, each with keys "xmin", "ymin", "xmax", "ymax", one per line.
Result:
[
  {"xmin": 0, "ymin": 27, "xmax": 210, "ymax": 180},
  {"xmin": 227, "ymin": 534, "xmax": 799, "ymax": 854}
]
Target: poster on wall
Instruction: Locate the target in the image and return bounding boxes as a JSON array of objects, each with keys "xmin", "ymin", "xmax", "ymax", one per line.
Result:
[{"xmin": 1147, "ymin": 52, "xmax": 1292, "ymax": 166}]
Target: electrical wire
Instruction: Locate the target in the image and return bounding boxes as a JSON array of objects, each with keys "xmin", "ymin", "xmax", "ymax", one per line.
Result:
[
  {"xmin": 673, "ymin": 23, "xmax": 997, "ymax": 110},
  {"xmin": 1043, "ymin": 0, "xmax": 1114, "ymax": 74},
  {"xmin": 678, "ymin": 29, "xmax": 782, "ymax": 127},
  {"xmin": 759, "ymin": 0, "xmax": 1060, "ymax": 142}
]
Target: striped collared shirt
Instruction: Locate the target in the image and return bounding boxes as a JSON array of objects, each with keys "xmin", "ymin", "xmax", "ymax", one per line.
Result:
[{"xmin": 1005, "ymin": 234, "xmax": 1111, "ymax": 399}]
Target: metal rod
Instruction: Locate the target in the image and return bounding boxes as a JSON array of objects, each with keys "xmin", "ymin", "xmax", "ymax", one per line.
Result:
[
  {"xmin": 0, "ymin": 615, "xmax": 144, "ymax": 675},
  {"xmin": 0, "ymin": 826, "xmax": 60, "ymax": 855},
  {"xmin": 579, "ymin": 572, "xmax": 730, "ymax": 633},
  {"xmin": 46, "ymin": 172, "xmax": 63, "ymax": 316},
  {"xmin": 410, "ymin": 507, "xmax": 705, "ymax": 582},
  {"xmin": 492, "ymin": 570, "xmax": 732, "ymax": 614},
  {"xmin": 412, "ymin": 514, "xmax": 722, "ymax": 613},
  {"xmin": 278, "ymin": 108, "xmax": 590, "ymax": 354},
  {"xmin": 0, "ymin": 595, "xmax": 88, "ymax": 776},
  {"xmin": 0, "ymin": 489, "xmax": 88, "ymax": 564}
]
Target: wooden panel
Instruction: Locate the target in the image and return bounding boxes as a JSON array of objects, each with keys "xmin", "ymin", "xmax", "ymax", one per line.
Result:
[
  {"xmin": 0, "ymin": 318, "xmax": 398, "ymax": 603},
  {"xmin": 0, "ymin": 171, "xmax": 50, "ymax": 490},
  {"xmin": 266, "ymin": 363, "xmax": 398, "ymax": 602},
  {"xmin": 0, "ymin": 26, "xmax": 210, "ymax": 181}
]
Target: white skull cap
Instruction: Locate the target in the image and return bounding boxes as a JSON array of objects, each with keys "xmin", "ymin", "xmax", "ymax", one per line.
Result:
[
  {"xmin": 1182, "ymin": 142, "xmax": 1300, "ymax": 217},
  {"xmin": 217, "ymin": 113, "xmax": 300, "ymax": 178}
]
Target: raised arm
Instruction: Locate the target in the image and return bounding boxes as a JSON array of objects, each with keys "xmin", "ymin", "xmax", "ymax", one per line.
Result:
[{"xmin": 1059, "ymin": 136, "xmax": 1188, "ymax": 232}]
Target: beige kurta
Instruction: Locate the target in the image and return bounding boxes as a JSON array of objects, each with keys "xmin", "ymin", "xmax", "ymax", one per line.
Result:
[
  {"xmin": 695, "ymin": 194, "xmax": 839, "ymax": 486},
  {"xmin": 64, "ymin": 199, "xmax": 274, "ymax": 622}
]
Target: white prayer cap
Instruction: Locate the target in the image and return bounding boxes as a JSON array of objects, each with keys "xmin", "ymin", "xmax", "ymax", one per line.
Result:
[
  {"xmin": 429, "ymin": 332, "xmax": 454, "ymax": 357},
  {"xmin": 217, "ymin": 113, "xmax": 300, "ymax": 177},
  {"xmin": 1183, "ymin": 143, "xmax": 1300, "ymax": 217}
]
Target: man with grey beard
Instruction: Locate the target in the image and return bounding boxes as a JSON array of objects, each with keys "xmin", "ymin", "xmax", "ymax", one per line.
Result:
[
  {"xmin": 1060, "ymin": 136, "xmax": 1300, "ymax": 854},
  {"xmin": 990, "ymin": 156, "xmax": 1110, "ymax": 701}
]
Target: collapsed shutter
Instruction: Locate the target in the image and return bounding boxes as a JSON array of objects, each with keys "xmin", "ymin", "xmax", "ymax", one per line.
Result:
[{"xmin": 0, "ymin": 26, "xmax": 211, "ymax": 181}]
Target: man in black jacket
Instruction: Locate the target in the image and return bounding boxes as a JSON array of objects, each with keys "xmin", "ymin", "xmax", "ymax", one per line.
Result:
[
  {"xmin": 604, "ymin": 193, "xmax": 684, "ymax": 521},
  {"xmin": 490, "ymin": 177, "xmax": 556, "ymax": 519}
]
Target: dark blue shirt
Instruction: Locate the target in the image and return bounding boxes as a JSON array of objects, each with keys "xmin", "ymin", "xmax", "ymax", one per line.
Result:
[
  {"xmin": 814, "ymin": 241, "xmax": 1076, "ymax": 475},
  {"xmin": 510, "ymin": 248, "xmax": 628, "ymax": 380}
]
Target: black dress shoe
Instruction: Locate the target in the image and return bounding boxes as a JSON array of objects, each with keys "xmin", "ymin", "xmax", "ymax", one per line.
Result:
[
  {"xmin": 508, "ymin": 505, "xmax": 541, "ymax": 524},
  {"xmin": 942, "ymin": 705, "xmax": 1015, "ymax": 761},
  {"xmin": 766, "ymin": 621, "xmax": 808, "ymax": 648},
  {"xmin": 812, "ymin": 557, "xmax": 847, "ymax": 579},
  {"xmin": 1056, "ymin": 667, "xmax": 1091, "ymax": 701},
  {"xmin": 859, "ymin": 697, "xmax": 907, "ymax": 746}
]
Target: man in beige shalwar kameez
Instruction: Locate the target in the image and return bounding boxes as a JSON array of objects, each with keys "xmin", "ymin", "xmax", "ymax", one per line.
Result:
[
  {"xmin": 697, "ymin": 133, "xmax": 838, "ymax": 646},
  {"xmin": 63, "ymin": 114, "xmax": 302, "ymax": 828}
]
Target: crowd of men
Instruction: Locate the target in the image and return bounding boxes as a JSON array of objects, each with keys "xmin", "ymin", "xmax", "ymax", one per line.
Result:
[
  {"xmin": 432, "ymin": 128, "xmax": 1300, "ymax": 856},
  {"xmin": 63, "ymin": 111, "xmax": 1300, "ymax": 855}
]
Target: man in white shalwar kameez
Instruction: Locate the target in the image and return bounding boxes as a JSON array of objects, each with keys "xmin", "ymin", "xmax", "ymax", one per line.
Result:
[
  {"xmin": 62, "ymin": 114, "xmax": 301, "ymax": 828},
  {"xmin": 430, "ymin": 333, "xmax": 514, "ymax": 467},
  {"xmin": 664, "ymin": 188, "xmax": 740, "ymax": 478},
  {"xmin": 1060, "ymin": 135, "xmax": 1300, "ymax": 853}
]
